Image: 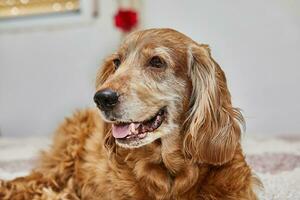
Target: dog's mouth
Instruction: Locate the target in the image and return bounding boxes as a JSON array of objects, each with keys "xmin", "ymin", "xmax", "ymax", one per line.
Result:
[{"xmin": 112, "ymin": 107, "xmax": 167, "ymax": 143}]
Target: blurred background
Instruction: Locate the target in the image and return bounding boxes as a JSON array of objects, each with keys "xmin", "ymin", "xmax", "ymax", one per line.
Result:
[{"xmin": 0, "ymin": 0, "xmax": 299, "ymax": 137}]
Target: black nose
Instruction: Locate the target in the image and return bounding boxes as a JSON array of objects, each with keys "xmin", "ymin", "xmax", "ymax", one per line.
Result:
[{"xmin": 94, "ymin": 89, "xmax": 119, "ymax": 111}]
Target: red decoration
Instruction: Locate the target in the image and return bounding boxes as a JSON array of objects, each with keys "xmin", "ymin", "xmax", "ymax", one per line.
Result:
[{"xmin": 114, "ymin": 9, "xmax": 138, "ymax": 32}]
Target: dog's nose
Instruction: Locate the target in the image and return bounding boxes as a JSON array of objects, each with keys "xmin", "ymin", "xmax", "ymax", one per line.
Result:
[{"xmin": 94, "ymin": 89, "xmax": 119, "ymax": 111}]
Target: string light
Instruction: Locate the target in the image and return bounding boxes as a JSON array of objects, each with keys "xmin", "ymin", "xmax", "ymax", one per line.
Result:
[
  {"xmin": 52, "ymin": 2, "xmax": 62, "ymax": 11},
  {"xmin": 65, "ymin": 1, "xmax": 74, "ymax": 10},
  {"xmin": 10, "ymin": 6, "xmax": 19, "ymax": 15},
  {"xmin": 0, "ymin": 0, "xmax": 80, "ymax": 18}
]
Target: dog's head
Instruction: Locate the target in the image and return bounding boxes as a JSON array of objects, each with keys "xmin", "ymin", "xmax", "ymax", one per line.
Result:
[{"xmin": 94, "ymin": 28, "xmax": 243, "ymax": 165}]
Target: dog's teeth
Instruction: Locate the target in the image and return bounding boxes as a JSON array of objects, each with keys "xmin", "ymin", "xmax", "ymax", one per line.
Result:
[
  {"xmin": 138, "ymin": 133, "xmax": 146, "ymax": 138},
  {"xmin": 129, "ymin": 123, "xmax": 136, "ymax": 134},
  {"xmin": 156, "ymin": 115, "xmax": 161, "ymax": 121},
  {"xmin": 134, "ymin": 123, "xmax": 141, "ymax": 130}
]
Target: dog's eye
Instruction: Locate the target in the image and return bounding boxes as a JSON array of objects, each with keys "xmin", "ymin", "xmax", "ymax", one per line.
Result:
[
  {"xmin": 113, "ymin": 58, "xmax": 121, "ymax": 70},
  {"xmin": 149, "ymin": 56, "xmax": 165, "ymax": 68}
]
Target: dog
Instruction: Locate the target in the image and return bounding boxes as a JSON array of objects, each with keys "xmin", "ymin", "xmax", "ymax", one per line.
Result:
[{"xmin": 0, "ymin": 28, "xmax": 260, "ymax": 200}]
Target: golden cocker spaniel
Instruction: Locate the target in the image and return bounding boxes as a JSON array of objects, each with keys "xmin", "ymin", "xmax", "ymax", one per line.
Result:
[{"xmin": 0, "ymin": 28, "xmax": 260, "ymax": 200}]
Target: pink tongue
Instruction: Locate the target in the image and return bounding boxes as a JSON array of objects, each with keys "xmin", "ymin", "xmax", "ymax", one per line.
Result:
[{"xmin": 112, "ymin": 123, "xmax": 139, "ymax": 139}]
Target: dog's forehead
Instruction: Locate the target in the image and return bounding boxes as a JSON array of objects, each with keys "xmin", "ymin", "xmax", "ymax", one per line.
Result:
[{"xmin": 119, "ymin": 29, "xmax": 190, "ymax": 54}]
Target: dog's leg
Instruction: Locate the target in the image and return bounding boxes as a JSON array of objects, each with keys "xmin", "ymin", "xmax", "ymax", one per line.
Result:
[
  {"xmin": 0, "ymin": 173, "xmax": 80, "ymax": 200},
  {"xmin": 0, "ymin": 109, "xmax": 101, "ymax": 200}
]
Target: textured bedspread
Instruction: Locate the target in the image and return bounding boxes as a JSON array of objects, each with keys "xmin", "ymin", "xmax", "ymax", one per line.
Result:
[{"xmin": 0, "ymin": 135, "xmax": 299, "ymax": 199}]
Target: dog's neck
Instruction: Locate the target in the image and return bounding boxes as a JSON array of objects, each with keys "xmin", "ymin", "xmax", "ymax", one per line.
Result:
[
  {"xmin": 113, "ymin": 131, "xmax": 192, "ymax": 175},
  {"xmin": 111, "ymin": 132, "xmax": 208, "ymax": 197},
  {"xmin": 160, "ymin": 131, "xmax": 187, "ymax": 174}
]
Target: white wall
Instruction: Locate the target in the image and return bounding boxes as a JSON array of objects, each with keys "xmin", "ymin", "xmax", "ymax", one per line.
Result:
[
  {"xmin": 0, "ymin": 0, "xmax": 299, "ymax": 136},
  {"xmin": 0, "ymin": 0, "xmax": 120, "ymax": 136}
]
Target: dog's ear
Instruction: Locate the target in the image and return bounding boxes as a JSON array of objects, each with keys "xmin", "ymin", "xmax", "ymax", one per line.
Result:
[{"xmin": 183, "ymin": 44, "xmax": 244, "ymax": 165}]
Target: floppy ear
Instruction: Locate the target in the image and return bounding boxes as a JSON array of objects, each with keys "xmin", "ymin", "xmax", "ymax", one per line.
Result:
[{"xmin": 183, "ymin": 44, "xmax": 244, "ymax": 165}]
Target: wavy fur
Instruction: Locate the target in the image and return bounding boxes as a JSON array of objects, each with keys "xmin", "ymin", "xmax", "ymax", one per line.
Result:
[{"xmin": 0, "ymin": 28, "xmax": 260, "ymax": 200}]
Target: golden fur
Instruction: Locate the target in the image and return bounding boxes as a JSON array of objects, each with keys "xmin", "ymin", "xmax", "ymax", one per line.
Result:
[{"xmin": 0, "ymin": 28, "xmax": 260, "ymax": 200}]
